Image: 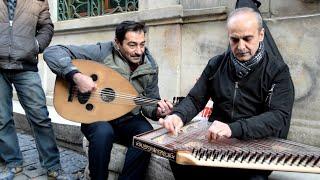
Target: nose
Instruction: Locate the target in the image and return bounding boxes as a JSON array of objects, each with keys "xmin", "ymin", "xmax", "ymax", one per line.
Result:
[
  {"xmin": 237, "ymin": 39, "xmax": 246, "ymax": 51},
  {"xmin": 135, "ymin": 46, "xmax": 143, "ymax": 55}
]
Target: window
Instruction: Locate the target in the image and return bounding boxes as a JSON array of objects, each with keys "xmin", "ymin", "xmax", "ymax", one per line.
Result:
[{"xmin": 58, "ymin": 0, "xmax": 139, "ymax": 21}]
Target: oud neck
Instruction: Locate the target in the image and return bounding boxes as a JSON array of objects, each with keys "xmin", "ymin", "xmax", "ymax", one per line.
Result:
[
  {"xmin": 134, "ymin": 96, "xmax": 159, "ymax": 106},
  {"xmin": 134, "ymin": 96, "xmax": 184, "ymax": 106}
]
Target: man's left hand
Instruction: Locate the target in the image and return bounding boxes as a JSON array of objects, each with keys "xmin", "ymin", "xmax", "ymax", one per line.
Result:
[
  {"xmin": 207, "ymin": 120, "xmax": 232, "ymax": 141},
  {"xmin": 156, "ymin": 99, "xmax": 173, "ymax": 117}
]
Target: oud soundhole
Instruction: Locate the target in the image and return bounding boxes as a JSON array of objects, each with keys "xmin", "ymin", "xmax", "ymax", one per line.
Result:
[
  {"xmin": 86, "ymin": 103, "xmax": 94, "ymax": 111},
  {"xmin": 78, "ymin": 91, "xmax": 91, "ymax": 104},
  {"xmin": 101, "ymin": 88, "xmax": 115, "ymax": 102},
  {"xmin": 91, "ymin": 74, "xmax": 98, "ymax": 81}
]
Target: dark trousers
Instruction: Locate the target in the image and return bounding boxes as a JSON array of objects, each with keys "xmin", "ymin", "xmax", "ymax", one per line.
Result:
[
  {"xmin": 81, "ymin": 114, "xmax": 153, "ymax": 180},
  {"xmin": 170, "ymin": 161, "xmax": 271, "ymax": 180}
]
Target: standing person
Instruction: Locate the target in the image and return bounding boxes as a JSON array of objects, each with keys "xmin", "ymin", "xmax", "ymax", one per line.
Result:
[
  {"xmin": 159, "ymin": 0, "xmax": 294, "ymax": 179},
  {"xmin": 43, "ymin": 21, "xmax": 173, "ymax": 180},
  {"xmin": 0, "ymin": 0, "xmax": 70, "ymax": 179}
]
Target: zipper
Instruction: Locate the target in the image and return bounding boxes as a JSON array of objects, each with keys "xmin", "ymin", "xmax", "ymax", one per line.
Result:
[
  {"xmin": 9, "ymin": 20, "xmax": 13, "ymax": 60},
  {"xmin": 267, "ymin": 84, "xmax": 276, "ymax": 108},
  {"xmin": 231, "ymin": 82, "xmax": 239, "ymax": 120}
]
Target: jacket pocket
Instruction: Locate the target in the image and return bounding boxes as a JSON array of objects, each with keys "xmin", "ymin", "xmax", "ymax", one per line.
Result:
[{"xmin": 12, "ymin": 36, "xmax": 38, "ymax": 63}]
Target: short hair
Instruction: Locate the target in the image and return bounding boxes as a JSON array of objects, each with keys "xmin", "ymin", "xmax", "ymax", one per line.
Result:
[
  {"xmin": 227, "ymin": 7, "xmax": 263, "ymax": 31},
  {"xmin": 115, "ymin": 21, "xmax": 146, "ymax": 44}
]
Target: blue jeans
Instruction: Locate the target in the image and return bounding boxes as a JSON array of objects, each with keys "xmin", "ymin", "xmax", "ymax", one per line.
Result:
[
  {"xmin": 81, "ymin": 114, "xmax": 153, "ymax": 180},
  {"xmin": 0, "ymin": 71, "xmax": 60, "ymax": 171}
]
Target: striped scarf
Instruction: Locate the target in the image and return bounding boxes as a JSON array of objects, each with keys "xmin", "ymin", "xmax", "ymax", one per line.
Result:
[
  {"xmin": 231, "ymin": 42, "xmax": 265, "ymax": 79},
  {"xmin": 7, "ymin": 0, "xmax": 17, "ymax": 21}
]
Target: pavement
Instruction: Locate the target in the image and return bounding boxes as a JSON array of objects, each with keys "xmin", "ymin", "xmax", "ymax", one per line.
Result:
[{"xmin": 0, "ymin": 131, "xmax": 87, "ymax": 180}]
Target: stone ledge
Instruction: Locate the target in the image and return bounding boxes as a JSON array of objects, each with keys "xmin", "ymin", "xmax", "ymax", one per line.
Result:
[{"xmin": 182, "ymin": 7, "xmax": 228, "ymax": 23}]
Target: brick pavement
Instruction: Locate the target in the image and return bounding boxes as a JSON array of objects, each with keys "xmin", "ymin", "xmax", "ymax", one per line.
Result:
[{"xmin": 0, "ymin": 132, "xmax": 87, "ymax": 180}]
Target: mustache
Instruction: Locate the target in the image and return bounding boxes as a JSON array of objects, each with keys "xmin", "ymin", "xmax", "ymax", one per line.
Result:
[
  {"xmin": 132, "ymin": 52, "xmax": 144, "ymax": 57},
  {"xmin": 236, "ymin": 50, "xmax": 249, "ymax": 55}
]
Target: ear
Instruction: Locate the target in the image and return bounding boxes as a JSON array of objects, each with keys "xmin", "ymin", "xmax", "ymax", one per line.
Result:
[
  {"xmin": 114, "ymin": 38, "xmax": 120, "ymax": 49},
  {"xmin": 259, "ymin": 28, "xmax": 265, "ymax": 42},
  {"xmin": 115, "ymin": 38, "xmax": 120, "ymax": 45}
]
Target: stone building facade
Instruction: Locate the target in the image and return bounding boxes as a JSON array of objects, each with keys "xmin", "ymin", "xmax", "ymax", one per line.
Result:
[{"xmin": 13, "ymin": 0, "xmax": 320, "ymax": 147}]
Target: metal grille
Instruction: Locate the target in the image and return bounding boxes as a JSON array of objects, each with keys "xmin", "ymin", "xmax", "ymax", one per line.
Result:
[{"xmin": 58, "ymin": 0, "xmax": 138, "ymax": 21}]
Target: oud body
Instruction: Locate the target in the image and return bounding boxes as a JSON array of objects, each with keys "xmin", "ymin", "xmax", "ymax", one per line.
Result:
[{"xmin": 54, "ymin": 60, "xmax": 139, "ymax": 123}]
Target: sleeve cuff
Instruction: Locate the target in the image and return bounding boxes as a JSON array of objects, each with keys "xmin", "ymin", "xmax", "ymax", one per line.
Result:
[
  {"xmin": 173, "ymin": 111, "xmax": 187, "ymax": 125},
  {"xmin": 152, "ymin": 107, "xmax": 160, "ymax": 121},
  {"xmin": 229, "ymin": 121, "xmax": 242, "ymax": 138},
  {"xmin": 65, "ymin": 70, "xmax": 80, "ymax": 83}
]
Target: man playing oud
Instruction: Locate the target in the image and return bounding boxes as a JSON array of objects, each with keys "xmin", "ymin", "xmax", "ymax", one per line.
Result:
[{"xmin": 44, "ymin": 21, "xmax": 172, "ymax": 180}]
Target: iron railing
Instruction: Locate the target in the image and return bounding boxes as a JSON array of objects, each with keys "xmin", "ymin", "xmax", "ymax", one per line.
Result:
[{"xmin": 58, "ymin": 0, "xmax": 138, "ymax": 21}]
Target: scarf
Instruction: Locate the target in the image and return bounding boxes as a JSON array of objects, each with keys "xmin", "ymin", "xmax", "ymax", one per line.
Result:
[
  {"xmin": 231, "ymin": 42, "xmax": 265, "ymax": 79},
  {"xmin": 7, "ymin": 0, "xmax": 17, "ymax": 21}
]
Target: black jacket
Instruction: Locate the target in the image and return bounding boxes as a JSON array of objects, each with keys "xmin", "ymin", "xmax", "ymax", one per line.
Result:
[{"xmin": 173, "ymin": 50, "xmax": 294, "ymax": 140}]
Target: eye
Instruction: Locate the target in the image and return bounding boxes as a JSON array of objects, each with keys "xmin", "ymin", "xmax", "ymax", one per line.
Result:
[
  {"xmin": 128, "ymin": 43, "xmax": 137, "ymax": 49},
  {"xmin": 230, "ymin": 37, "xmax": 239, "ymax": 43},
  {"xmin": 243, "ymin": 36, "xmax": 253, "ymax": 42}
]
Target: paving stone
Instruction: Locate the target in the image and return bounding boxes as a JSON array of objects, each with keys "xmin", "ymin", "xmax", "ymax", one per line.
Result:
[
  {"xmin": 22, "ymin": 165, "xmax": 46, "ymax": 178},
  {"xmin": 20, "ymin": 144, "xmax": 37, "ymax": 152},
  {"xmin": 12, "ymin": 174, "xmax": 29, "ymax": 180},
  {"xmin": 0, "ymin": 132, "xmax": 87, "ymax": 180}
]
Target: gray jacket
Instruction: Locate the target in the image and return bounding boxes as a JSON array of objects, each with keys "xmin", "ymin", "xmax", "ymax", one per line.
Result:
[
  {"xmin": 43, "ymin": 41, "xmax": 160, "ymax": 120},
  {"xmin": 0, "ymin": 0, "xmax": 54, "ymax": 71}
]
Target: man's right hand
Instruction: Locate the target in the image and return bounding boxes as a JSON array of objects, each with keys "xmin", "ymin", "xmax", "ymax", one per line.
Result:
[
  {"xmin": 159, "ymin": 114, "xmax": 184, "ymax": 135},
  {"xmin": 72, "ymin": 73, "xmax": 97, "ymax": 93}
]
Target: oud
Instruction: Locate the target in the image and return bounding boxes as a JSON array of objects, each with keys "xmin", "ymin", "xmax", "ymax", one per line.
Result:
[{"xmin": 53, "ymin": 59, "xmax": 160, "ymax": 123}]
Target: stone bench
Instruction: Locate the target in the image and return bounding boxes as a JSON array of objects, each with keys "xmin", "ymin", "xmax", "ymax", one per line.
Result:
[{"xmin": 82, "ymin": 119, "xmax": 320, "ymax": 180}]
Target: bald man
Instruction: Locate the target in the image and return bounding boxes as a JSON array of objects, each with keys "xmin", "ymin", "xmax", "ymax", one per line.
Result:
[{"xmin": 160, "ymin": 5, "xmax": 294, "ymax": 180}]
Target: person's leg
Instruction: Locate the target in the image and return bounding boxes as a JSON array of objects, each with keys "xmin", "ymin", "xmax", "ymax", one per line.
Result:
[
  {"xmin": 0, "ymin": 72, "xmax": 23, "ymax": 167},
  {"xmin": 170, "ymin": 160, "xmax": 271, "ymax": 180},
  {"xmin": 169, "ymin": 161, "xmax": 223, "ymax": 180},
  {"xmin": 170, "ymin": 161, "xmax": 197, "ymax": 180},
  {"xmin": 81, "ymin": 121, "xmax": 115, "ymax": 180},
  {"xmin": 241, "ymin": 169, "xmax": 271, "ymax": 180},
  {"xmin": 12, "ymin": 71, "xmax": 60, "ymax": 171},
  {"xmin": 0, "ymin": 72, "xmax": 23, "ymax": 178},
  {"xmin": 116, "ymin": 114, "xmax": 153, "ymax": 180}
]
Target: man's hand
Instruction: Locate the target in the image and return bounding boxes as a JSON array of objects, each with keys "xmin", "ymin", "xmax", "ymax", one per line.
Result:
[
  {"xmin": 156, "ymin": 99, "xmax": 173, "ymax": 117},
  {"xmin": 159, "ymin": 114, "xmax": 183, "ymax": 135},
  {"xmin": 207, "ymin": 120, "xmax": 232, "ymax": 141},
  {"xmin": 72, "ymin": 73, "xmax": 97, "ymax": 93}
]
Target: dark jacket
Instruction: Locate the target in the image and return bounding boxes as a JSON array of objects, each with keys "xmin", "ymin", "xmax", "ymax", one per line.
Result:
[
  {"xmin": 0, "ymin": 0, "xmax": 54, "ymax": 71},
  {"xmin": 173, "ymin": 50, "xmax": 295, "ymax": 140},
  {"xmin": 43, "ymin": 41, "xmax": 160, "ymax": 120}
]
